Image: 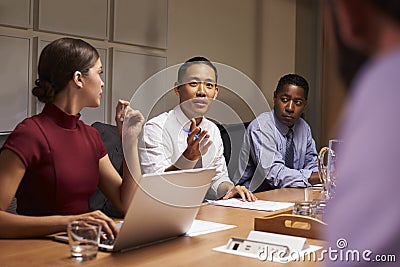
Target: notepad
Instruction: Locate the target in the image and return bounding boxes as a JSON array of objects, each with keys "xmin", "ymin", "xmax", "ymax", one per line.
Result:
[{"xmin": 208, "ymin": 199, "xmax": 293, "ymax": 212}]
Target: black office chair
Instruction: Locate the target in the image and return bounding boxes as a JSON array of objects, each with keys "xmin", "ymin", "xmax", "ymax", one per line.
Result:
[
  {"xmin": 1, "ymin": 133, "xmax": 18, "ymax": 214},
  {"xmin": 0, "ymin": 133, "xmax": 9, "ymax": 147},
  {"xmin": 216, "ymin": 122, "xmax": 250, "ymax": 178},
  {"xmin": 89, "ymin": 122, "xmax": 124, "ymax": 218}
]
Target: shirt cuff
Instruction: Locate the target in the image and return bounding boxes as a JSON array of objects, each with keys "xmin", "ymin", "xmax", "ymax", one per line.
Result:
[
  {"xmin": 300, "ymin": 169, "xmax": 312, "ymax": 187},
  {"xmin": 173, "ymin": 154, "xmax": 199, "ymax": 170},
  {"xmin": 211, "ymin": 176, "xmax": 233, "ymax": 200}
]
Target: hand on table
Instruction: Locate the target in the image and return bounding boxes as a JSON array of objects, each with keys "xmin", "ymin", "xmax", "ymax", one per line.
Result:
[{"xmin": 223, "ymin": 185, "xmax": 257, "ymax": 202}]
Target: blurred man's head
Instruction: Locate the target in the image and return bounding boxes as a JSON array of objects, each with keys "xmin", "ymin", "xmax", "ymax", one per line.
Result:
[{"xmin": 329, "ymin": 0, "xmax": 400, "ymax": 88}]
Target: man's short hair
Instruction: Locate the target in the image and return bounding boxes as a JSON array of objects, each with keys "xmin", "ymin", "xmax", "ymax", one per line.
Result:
[
  {"xmin": 177, "ymin": 56, "xmax": 218, "ymax": 84},
  {"xmin": 275, "ymin": 74, "xmax": 309, "ymax": 100}
]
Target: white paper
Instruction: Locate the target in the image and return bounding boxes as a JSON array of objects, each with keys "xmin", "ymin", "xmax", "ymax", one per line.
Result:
[
  {"xmin": 208, "ymin": 198, "xmax": 293, "ymax": 212},
  {"xmin": 186, "ymin": 219, "xmax": 236, "ymax": 237}
]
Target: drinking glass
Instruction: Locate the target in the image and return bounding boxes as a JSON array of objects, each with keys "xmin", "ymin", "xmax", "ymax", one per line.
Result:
[
  {"xmin": 296, "ymin": 187, "xmax": 327, "ymax": 220},
  {"xmin": 292, "ymin": 201, "xmax": 316, "ymax": 217},
  {"xmin": 67, "ymin": 221, "xmax": 101, "ymax": 261}
]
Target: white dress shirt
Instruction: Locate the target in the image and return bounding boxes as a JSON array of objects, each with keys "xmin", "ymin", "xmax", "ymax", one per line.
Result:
[{"xmin": 139, "ymin": 105, "xmax": 232, "ymax": 200}]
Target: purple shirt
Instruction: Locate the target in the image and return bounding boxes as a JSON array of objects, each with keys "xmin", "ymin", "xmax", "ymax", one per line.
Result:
[
  {"xmin": 325, "ymin": 48, "xmax": 400, "ymax": 266},
  {"xmin": 2, "ymin": 104, "xmax": 107, "ymax": 215}
]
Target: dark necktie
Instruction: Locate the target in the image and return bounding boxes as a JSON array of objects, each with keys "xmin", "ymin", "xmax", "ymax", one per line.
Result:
[{"xmin": 285, "ymin": 128, "xmax": 294, "ymax": 168}]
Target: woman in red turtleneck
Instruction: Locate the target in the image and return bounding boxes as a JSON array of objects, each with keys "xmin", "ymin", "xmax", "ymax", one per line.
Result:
[{"xmin": 0, "ymin": 37, "xmax": 144, "ymax": 239}]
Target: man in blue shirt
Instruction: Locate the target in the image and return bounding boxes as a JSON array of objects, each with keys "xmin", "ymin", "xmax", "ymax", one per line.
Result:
[{"xmin": 233, "ymin": 74, "xmax": 320, "ymax": 192}]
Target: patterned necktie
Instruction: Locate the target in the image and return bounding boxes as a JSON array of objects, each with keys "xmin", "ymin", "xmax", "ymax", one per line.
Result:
[{"xmin": 285, "ymin": 128, "xmax": 294, "ymax": 168}]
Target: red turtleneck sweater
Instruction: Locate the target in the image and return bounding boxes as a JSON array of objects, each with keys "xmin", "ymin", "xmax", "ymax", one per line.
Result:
[{"xmin": 2, "ymin": 104, "xmax": 107, "ymax": 215}]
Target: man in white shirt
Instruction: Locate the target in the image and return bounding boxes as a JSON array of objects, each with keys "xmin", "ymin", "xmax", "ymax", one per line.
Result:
[{"xmin": 139, "ymin": 57, "xmax": 256, "ymax": 201}]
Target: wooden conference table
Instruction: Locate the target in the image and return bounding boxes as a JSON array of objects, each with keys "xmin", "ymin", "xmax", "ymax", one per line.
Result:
[{"xmin": 0, "ymin": 188, "xmax": 326, "ymax": 267}]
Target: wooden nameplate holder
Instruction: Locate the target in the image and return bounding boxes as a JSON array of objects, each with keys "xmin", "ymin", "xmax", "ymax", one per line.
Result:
[{"xmin": 254, "ymin": 208, "xmax": 327, "ymax": 240}]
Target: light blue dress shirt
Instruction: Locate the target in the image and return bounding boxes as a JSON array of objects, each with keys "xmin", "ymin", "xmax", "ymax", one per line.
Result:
[{"xmin": 233, "ymin": 110, "xmax": 318, "ymax": 192}]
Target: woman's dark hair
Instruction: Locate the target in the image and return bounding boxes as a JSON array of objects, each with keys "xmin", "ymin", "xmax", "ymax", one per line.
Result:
[
  {"xmin": 177, "ymin": 56, "xmax": 218, "ymax": 84},
  {"xmin": 32, "ymin": 37, "xmax": 99, "ymax": 103},
  {"xmin": 275, "ymin": 74, "xmax": 309, "ymax": 100}
]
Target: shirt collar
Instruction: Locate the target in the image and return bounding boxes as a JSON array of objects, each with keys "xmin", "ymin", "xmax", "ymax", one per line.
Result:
[{"xmin": 42, "ymin": 103, "xmax": 81, "ymax": 129}]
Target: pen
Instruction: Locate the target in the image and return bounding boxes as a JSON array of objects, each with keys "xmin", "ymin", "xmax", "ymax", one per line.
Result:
[{"xmin": 183, "ymin": 128, "xmax": 199, "ymax": 139}]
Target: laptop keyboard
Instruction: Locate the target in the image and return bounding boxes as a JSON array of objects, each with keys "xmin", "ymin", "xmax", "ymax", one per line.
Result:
[
  {"xmin": 101, "ymin": 238, "xmax": 115, "ymax": 246},
  {"xmin": 99, "ymin": 222, "xmax": 122, "ymax": 247}
]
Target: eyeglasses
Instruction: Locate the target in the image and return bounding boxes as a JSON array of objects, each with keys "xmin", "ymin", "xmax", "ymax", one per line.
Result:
[{"xmin": 184, "ymin": 80, "xmax": 217, "ymax": 90}]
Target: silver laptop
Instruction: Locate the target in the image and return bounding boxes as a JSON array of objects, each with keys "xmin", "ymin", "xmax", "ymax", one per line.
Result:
[{"xmin": 55, "ymin": 167, "xmax": 216, "ymax": 252}]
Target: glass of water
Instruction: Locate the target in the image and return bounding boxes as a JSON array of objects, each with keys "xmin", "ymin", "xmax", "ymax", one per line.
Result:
[
  {"xmin": 67, "ymin": 221, "xmax": 101, "ymax": 261},
  {"xmin": 292, "ymin": 201, "xmax": 317, "ymax": 217}
]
